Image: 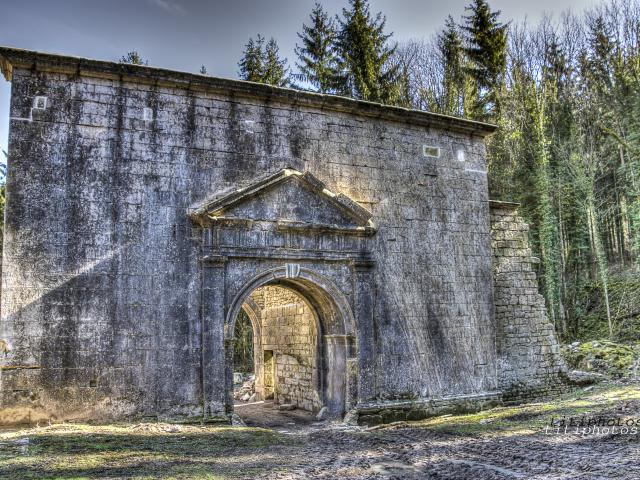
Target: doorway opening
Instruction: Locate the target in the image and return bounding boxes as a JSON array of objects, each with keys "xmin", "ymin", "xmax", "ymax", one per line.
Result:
[
  {"xmin": 225, "ymin": 268, "xmax": 355, "ymax": 428},
  {"xmin": 233, "ymin": 285, "xmax": 323, "ymax": 426}
]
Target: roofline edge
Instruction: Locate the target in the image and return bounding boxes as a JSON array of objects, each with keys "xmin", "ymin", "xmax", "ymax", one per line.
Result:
[{"xmin": 0, "ymin": 46, "xmax": 497, "ymax": 137}]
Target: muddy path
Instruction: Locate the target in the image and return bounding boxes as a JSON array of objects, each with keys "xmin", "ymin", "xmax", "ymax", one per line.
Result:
[
  {"xmin": 239, "ymin": 389, "xmax": 640, "ymax": 480},
  {"xmin": 254, "ymin": 420, "xmax": 639, "ymax": 479}
]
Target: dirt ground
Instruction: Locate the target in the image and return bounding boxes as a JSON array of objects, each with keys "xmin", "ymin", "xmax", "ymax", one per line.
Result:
[
  {"xmin": 1, "ymin": 381, "xmax": 639, "ymax": 479},
  {"xmin": 234, "ymin": 400, "xmax": 318, "ymax": 430}
]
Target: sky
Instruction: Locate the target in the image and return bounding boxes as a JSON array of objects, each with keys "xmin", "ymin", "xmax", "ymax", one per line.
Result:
[{"xmin": 0, "ymin": 0, "xmax": 597, "ymax": 157}]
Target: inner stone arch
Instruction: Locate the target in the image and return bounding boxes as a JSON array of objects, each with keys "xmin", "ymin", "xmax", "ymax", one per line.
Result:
[
  {"xmin": 226, "ymin": 268, "xmax": 354, "ymax": 420},
  {"xmin": 236, "ymin": 285, "xmax": 322, "ymax": 411}
]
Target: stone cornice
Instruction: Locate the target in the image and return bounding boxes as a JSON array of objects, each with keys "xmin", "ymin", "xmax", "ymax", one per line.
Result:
[{"xmin": 0, "ymin": 46, "xmax": 497, "ymax": 137}]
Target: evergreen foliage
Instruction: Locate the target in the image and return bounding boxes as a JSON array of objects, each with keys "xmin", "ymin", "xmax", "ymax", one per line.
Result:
[
  {"xmin": 461, "ymin": 0, "xmax": 508, "ymax": 120},
  {"xmin": 295, "ymin": 3, "xmax": 339, "ymax": 93},
  {"xmin": 239, "ymin": 1, "xmax": 403, "ymax": 103},
  {"xmin": 438, "ymin": 16, "xmax": 468, "ymax": 116},
  {"xmin": 263, "ymin": 38, "xmax": 289, "ymax": 87},
  {"xmin": 119, "ymin": 51, "xmax": 148, "ymax": 65},
  {"xmin": 334, "ymin": 0, "xmax": 400, "ymax": 103},
  {"xmin": 238, "ymin": 35, "xmax": 289, "ymax": 87}
]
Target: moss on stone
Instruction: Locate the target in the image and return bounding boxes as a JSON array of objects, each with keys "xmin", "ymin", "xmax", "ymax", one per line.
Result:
[{"xmin": 562, "ymin": 340, "xmax": 640, "ymax": 378}]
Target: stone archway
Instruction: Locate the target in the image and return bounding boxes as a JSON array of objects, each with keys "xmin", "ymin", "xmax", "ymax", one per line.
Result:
[
  {"xmin": 236, "ymin": 285, "xmax": 321, "ymax": 409},
  {"xmin": 192, "ymin": 168, "xmax": 377, "ymax": 422},
  {"xmin": 225, "ymin": 267, "xmax": 356, "ymax": 417}
]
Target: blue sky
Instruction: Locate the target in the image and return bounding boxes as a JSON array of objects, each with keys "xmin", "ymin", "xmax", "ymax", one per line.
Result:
[{"xmin": 0, "ymin": 0, "xmax": 596, "ymax": 156}]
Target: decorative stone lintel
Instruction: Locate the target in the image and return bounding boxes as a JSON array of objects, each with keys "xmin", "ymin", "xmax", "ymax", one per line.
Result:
[
  {"xmin": 276, "ymin": 220, "xmax": 376, "ymax": 236},
  {"xmin": 207, "ymin": 248, "xmax": 366, "ymax": 263}
]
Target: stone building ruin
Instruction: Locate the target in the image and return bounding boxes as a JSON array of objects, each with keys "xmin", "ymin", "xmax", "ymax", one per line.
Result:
[{"xmin": 0, "ymin": 47, "xmax": 569, "ymax": 425}]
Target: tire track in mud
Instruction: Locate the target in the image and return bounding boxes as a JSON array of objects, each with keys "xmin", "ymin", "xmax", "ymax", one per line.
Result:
[{"xmin": 252, "ymin": 421, "xmax": 640, "ymax": 480}]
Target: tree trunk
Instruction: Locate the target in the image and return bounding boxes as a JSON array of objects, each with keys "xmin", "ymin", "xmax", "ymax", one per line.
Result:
[{"xmin": 588, "ymin": 200, "xmax": 613, "ymax": 338}]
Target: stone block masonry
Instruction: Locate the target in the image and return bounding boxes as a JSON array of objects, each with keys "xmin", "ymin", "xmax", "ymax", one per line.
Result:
[{"xmin": 490, "ymin": 201, "xmax": 570, "ymax": 402}]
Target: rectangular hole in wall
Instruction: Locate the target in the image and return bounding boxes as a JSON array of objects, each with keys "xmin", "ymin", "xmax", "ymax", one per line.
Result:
[{"xmin": 423, "ymin": 145, "xmax": 440, "ymax": 158}]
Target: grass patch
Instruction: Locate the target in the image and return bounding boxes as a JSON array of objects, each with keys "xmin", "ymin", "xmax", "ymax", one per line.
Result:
[
  {"xmin": 0, "ymin": 424, "xmax": 297, "ymax": 480},
  {"xmin": 410, "ymin": 381, "xmax": 640, "ymax": 435}
]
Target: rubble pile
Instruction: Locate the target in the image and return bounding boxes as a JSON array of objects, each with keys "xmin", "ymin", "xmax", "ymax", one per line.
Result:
[{"xmin": 234, "ymin": 375, "xmax": 256, "ymax": 402}]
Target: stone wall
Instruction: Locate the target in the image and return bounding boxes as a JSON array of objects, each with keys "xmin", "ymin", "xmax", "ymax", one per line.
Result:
[
  {"xmin": 490, "ymin": 201, "xmax": 569, "ymax": 401},
  {"xmin": 0, "ymin": 47, "xmax": 502, "ymax": 424},
  {"xmin": 255, "ymin": 286, "xmax": 320, "ymax": 411}
]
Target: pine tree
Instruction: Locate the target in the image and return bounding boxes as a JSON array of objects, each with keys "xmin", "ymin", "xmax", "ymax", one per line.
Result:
[
  {"xmin": 438, "ymin": 16, "xmax": 468, "ymax": 116},
  {"xmin": 584, "ymin": 16, "xmax": 614, "ymax": 95},
  {"xmin": 461, "ymin": 0, "xmax": 508, "ymax": 120},
  {"xmin": 238, "ymin": 35, "xmax": 267, "ymax": 83},
  {"xmin": 335, "ymin": 0, "xmax": 400, "ymax": 103},
  {"xmin": 238, "ymin": 35, "xmax": 289, "ymax": 87},
  {"xmin": 263, "ymin": 38, "xmax": 290, "ymax": 87},
  {"xmin": 543, "ymin": 39, "xmax": 569, "ymax": 94},
  {"xmin": 295, "ymin": 3, "xmax": 339, "ymax": 93}
]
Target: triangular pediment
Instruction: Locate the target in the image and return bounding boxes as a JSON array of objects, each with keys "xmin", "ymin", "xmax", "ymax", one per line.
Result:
[{"xmin": 189, "ymin": 169, "xmax": 375, "ymax": 234}]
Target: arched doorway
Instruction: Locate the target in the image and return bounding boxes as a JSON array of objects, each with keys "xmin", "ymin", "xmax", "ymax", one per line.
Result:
[
  {"xmin": 191, "ymin": 168, "xmax": 377, "ymax": 422},
  {"xmin": 225, "ymin": 268, "xmax": 355, "ymax": 419}
]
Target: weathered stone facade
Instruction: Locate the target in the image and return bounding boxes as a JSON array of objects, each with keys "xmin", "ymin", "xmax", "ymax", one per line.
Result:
[{"xmin": 0, "ymin": 47, "xmax": 566, "ymax": 425}]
